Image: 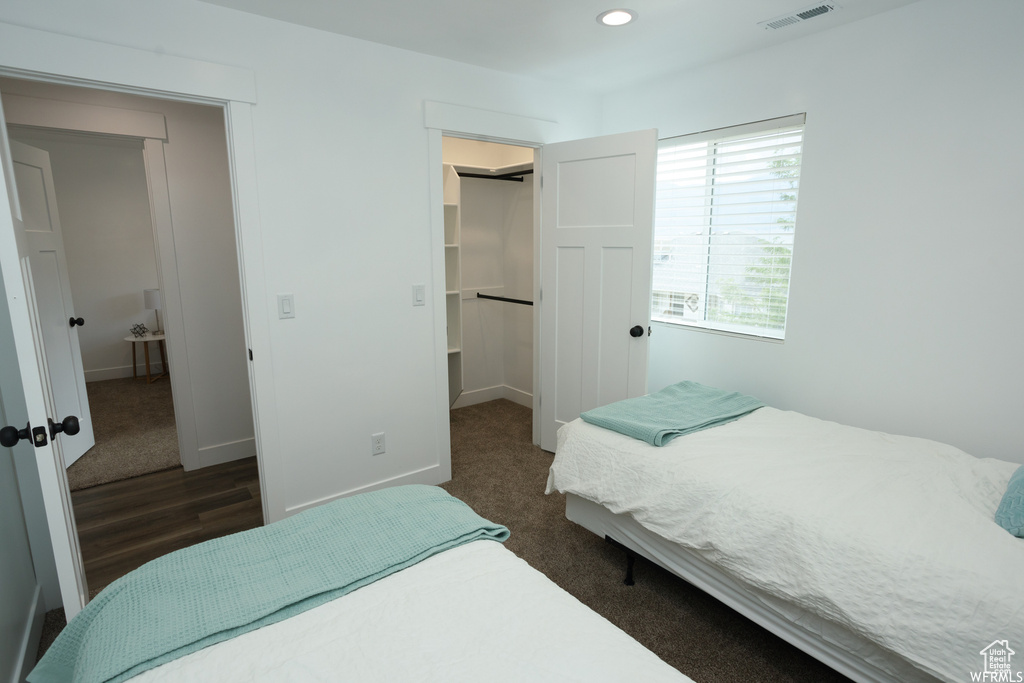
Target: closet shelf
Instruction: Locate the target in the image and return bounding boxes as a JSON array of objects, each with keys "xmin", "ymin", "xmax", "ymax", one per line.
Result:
[
  {"xmin": 443, "ymin": 163, "xmax": 463, "ymax": 409},
  {"xmin": 452, "ymin": 162, "xmax": 533, "ymax": 183}
]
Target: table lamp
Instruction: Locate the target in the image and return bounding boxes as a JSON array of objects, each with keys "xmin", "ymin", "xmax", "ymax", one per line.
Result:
[{"xmin": 144, "ymin": 288, "xmax": 162, "ymax": 334}]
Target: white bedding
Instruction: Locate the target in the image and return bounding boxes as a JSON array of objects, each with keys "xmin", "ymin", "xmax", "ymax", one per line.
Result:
[
  {"xmin": 130, "ymin": 540, "xmax": 690, "ymax": 682},
  {"xmin": 546, "ymin": 408, "xmax": 1024, "ymax": 683}
]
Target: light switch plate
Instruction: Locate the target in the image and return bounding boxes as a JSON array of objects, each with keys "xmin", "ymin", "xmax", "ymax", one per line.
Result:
[
  {"xmin": 412, "ymin": 284, "xmax": 425, "ymax": 306},
  {"xmin": 277, "ymin": 294, "xmax": 295, "ymax": 319}
]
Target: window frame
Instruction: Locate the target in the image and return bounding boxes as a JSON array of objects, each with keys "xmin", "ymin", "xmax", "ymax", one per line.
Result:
[{"xmin": 651, "ymin": 114, "xmax": 806, "ymax": 341}]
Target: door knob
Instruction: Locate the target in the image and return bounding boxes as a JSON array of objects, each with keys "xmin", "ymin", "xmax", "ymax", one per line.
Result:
[
  {"xmin": 48, "ymin": 415, "xmax": 81, "ymax": 440},
  {"xmin": 69, "ymin": 317, "xmax": 85, "ymax": 327},
  {"xmin": 0, "ymin": 422, "xmax": 31, "ymax": 448},
  {"xmin": 629, "ymin": 325, "xmax": 644, "ymax": 338}
]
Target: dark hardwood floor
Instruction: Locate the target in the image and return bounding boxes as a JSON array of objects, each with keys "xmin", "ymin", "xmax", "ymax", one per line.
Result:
[{"xmin": 71, "ymin": 456, "xmax": 262, "ymax": 594}]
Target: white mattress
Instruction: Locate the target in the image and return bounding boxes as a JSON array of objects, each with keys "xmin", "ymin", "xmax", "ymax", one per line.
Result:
[
  {"xmin": 546, "ymin": 408, "xmax": 1024, "ymax": 683},
  {"xmin": 130, "ymin": 540, "xmax": 690, "ymax": 682}
]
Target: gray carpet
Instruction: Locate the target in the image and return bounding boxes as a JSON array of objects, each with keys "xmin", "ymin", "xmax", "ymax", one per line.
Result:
[
  {"xmin": 38, "ymin": 398, "xmax": 850, "ymax": 681},
  {"xmin": 67, "ymin": 377, "xmax": 180, "ymax": 491}
]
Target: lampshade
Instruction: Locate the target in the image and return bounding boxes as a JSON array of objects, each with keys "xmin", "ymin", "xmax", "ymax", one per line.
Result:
[{"xmin": 144, "ymin": 288, "xmax": 162, "ymax": 311}]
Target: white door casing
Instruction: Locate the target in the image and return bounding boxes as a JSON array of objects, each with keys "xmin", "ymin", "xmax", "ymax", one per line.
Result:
[
  {"xmin": 539, "ymin": 129, "xmax": 657, "ymax": 451},
  {"xmin": 0, "ymin": 118, "xmax": 89, "ymax": 619},
  {"xmin": 9, "ymin": 140, "xmax": 95, "ymax": 467}
]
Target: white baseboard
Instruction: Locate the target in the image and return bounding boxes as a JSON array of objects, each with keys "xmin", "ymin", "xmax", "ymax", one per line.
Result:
[
  {"xmin": 14, "ymin": 585, "xmax": 44, "ymax": 683},
  {"xmin": 85, "ymin": 364, "xmax": 167, "ymax": 383},
  {"xmin": 196, "ymin": 437, "xmax": 256, "ymax": 469},
  {"xmin": 502, "ymin": 385, "xmax": 532, "ymax": 408},
  {"xmin": 451, "ymin": 385, "xmax": 504, "ymax": 408},
  {"xmin": 284, "ymin": 464, "xmax": 443, "ymax": 517},
  {"xmin": 452, "ymin": 384, "xmax": 532, "ymax": 410}
]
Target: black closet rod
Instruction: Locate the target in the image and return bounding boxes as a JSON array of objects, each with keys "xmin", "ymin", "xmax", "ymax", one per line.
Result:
[
  {"xmin": 459, "ymin": 169, "xmax": 534, "ymax": 183},
  {"xmin": 477, "ymin": 293, "xmax": 533, "ymax": 306}
]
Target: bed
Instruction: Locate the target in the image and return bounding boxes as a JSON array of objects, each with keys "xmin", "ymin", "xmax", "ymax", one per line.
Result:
[
  {"xmin": 545, "ymin": 382, "xmax": 1024, "ymax": 683},
  {"xmin": 31, "ymin": 485, "xmax": 690, "ymax": 683}
]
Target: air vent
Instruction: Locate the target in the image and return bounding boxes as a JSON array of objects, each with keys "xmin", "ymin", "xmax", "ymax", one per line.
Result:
[{"xmin": 758, "ymin": 3, "xmax": 840, "ymax": 30}]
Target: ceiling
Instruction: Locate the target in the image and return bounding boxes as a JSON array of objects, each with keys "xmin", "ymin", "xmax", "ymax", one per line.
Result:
[{"xmin": 200, "ymin": 0, "xmax": 918, "ymax": 93}]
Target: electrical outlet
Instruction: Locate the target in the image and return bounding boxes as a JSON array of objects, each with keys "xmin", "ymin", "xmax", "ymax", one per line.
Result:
[{"xmin": 371, "ymin": 432, "xmax": 385, "ymax": 456}]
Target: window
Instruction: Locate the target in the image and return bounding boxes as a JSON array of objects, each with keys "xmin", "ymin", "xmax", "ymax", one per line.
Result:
[{"xmin": 652, "ymin": 114, "xmax": 805, "ymax": 340}]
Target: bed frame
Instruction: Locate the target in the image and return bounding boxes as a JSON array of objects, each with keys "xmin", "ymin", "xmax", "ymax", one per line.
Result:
[{"xmin": 565, "ymin": 494, "xmax": 942, "ymax": 683}]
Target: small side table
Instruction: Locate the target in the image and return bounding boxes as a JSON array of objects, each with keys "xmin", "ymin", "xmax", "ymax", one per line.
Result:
[{"xmin": 125, "ymin": 333, "xmax": 169, "ymax": 384}]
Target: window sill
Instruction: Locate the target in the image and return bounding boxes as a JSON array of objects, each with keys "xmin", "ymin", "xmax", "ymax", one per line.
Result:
[{"xmin": 651, "ymin": 319, "xmax": 785, "ymax": 344}]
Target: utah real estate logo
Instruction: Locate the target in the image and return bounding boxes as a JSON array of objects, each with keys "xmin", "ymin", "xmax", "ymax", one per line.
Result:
[{"xmin": 973, "ymin": 640, "xmax": 1023, "ymax": 682}]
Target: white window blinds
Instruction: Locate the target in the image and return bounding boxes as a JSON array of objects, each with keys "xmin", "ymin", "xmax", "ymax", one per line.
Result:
[{"xmin": 652, "ymin": 114, "xmax": 805, "ymax": 339}]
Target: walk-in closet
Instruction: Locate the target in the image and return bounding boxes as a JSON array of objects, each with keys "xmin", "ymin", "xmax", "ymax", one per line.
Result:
[{"xmin": 442, "ymin": 137, "xmax": 534, "ymax": 410}]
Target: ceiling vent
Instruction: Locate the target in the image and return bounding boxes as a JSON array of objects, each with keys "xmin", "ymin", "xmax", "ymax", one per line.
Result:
[{"xmin": 758, "ymin": 3, "xmax": 840, "ymax": 30}]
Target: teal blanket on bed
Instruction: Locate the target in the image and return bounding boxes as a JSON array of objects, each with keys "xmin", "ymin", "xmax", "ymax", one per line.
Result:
[
  {"xmin": 581, "ymin": 381, "xmax": 764, "ymax": 446},
  {"xmin": 30, "ymin": 485, "xmax": 509, "ymax": 683}
]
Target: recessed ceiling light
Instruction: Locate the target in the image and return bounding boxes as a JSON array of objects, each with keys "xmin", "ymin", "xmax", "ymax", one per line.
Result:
[{"xmin": 597, "ymin": 9, "xmax": 637, "ymax": 26}]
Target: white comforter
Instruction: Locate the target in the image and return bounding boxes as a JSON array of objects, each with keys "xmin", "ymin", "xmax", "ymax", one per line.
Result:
[
  {"xmin": 546, "ymin": 407, "xmax": 1024, "ymax": 683},
  {"xmin": 131, "ymin": 540, "xmax": 690, "ymax": 682}
]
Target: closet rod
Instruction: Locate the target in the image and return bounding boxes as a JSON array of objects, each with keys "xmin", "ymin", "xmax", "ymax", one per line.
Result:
[
  {"xmin": 477, "ymin": 293, "xmax": 533, "ymax": 306},
  {"xmin": 459, "ymin": 169, "xmax": 534, "ymax": 183}
]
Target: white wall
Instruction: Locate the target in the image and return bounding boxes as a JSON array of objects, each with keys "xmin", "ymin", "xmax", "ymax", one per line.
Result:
[
  {"xmin": 151, "ymin": 96, "xmax": 253, "ymax": 461},
  {"xmin": 602, "ymin": 0, "xmax": 1024, "ymax": 464},
  {"xmin": 5, "ymin": 128, "xmax": 163, "ymax": 381},
  {"xmin": 0, "ymin": 0, "xmax": 600, "ymax": 518},
  {"xmin": 459, "ymin": 177, "xmax": 508, "ymax": 401},
  {"xmin": 502, "ymin": 180, "xmax": 534, "ymax": 400}
]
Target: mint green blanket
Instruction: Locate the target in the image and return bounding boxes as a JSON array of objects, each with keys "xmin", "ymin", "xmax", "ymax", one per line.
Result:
[
  {"xmin": 581, "ymin": 381, "xmax": 764, "ymax": 446},
  {"xmin": 30, "ymin": 485, "xmax": 509, "ymax": 683}
]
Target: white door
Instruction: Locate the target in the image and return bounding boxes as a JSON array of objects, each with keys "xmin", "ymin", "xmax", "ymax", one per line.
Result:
[
  {"xmin": 539, "ymin": 130, "xmax": 657, "ymax": 451},
  {"xmin": 1, "ymin": 124, "xmax": 89, "ymax": 618},
  {"xmin": 9, "ymin": 140, "xmax": 95, "ymax": 467},
  {"xmin": 0, "ymin": 342, "xmax": 42, "ymax": 681}
]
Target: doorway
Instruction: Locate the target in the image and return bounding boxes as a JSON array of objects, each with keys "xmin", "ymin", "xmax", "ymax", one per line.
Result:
[
  {"xmin": 6, "ymin": 126, "xmax": 182, "ymax": 490},
  {"xmin": 0, "ymin": 77, "xmax": 262, "ymax": 596},
  {"xmin": 431, "ymin": 121, "xmax": 659, "ymax": 455},
  {"xmin": 441, "ymin": 136, "xmax": 535, "ymax": 415}
]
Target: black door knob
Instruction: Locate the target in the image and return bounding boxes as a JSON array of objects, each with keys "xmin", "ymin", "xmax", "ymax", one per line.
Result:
[
  {"xmin": 48, "ymin": 416, "xmax": 81, "ymax": 440},
  {"xmin": 0, "ymin": 423, "xmax": 31, "ymax": 448},
  {"xmin": 629, "ymin": 325, "xmax": 644, "ymax": 338},
  {"xmin": 69, "ymin": 317, "xmax": 85, "ymax": 327}
]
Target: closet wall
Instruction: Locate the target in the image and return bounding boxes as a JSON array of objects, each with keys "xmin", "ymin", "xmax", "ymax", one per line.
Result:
[{"xmin": 442, "ymin": 138, "xmax": 533, "ymax": 408}]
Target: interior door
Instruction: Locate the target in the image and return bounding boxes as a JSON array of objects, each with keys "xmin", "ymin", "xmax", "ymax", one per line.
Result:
[
  {"xmin": 9, "ymin": 140, "xmax": 95, "ymax": 467},
  {"xmin": 0, "ymin": 116, "xmax": 89, "ymax": 618},
  {"xmin": 539, "ymin": 129, "xmax": 657, "ymax": 451},
  {"xmin": 0, "ymin": 329, "xmax": 43, "ymax": 681}
]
